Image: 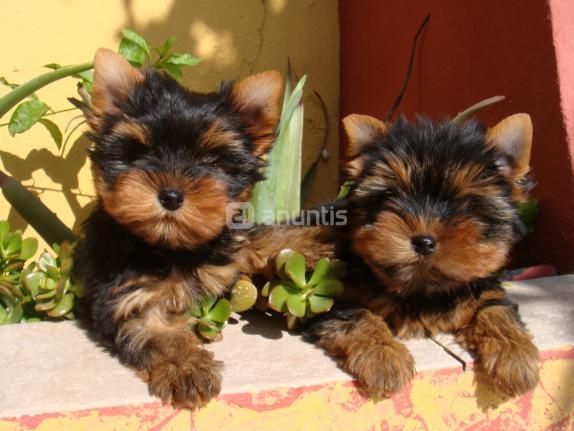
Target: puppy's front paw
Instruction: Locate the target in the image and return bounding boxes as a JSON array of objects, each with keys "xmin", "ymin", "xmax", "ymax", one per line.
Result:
[
  {"xmin": 147, "ymin": 348, "xmax": 222, "ymax": 409},
  {"xmin": 347, "ymin": 341, "xmax": 415, "ymax": 398},
  {"xmin": 475, "ymin": 342, "xmax": 539, "ymax": 397}
]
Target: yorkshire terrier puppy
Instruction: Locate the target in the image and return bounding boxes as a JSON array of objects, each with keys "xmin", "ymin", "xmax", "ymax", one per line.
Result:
[
  {"xmin": 73, "ymin": 48, "xmax": 281, "ymax": 408},
  {"xmin": 302, "ymin": 113, "xmax": 540, "ymax": 398},
  {"xmin": 246, "ymin": 113, "xmax": 539, "ymax": 399}
]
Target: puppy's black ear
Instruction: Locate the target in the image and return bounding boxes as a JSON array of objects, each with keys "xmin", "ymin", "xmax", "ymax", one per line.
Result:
[
  {"xmin": 230, "ymin": 71, "xmax": 283, "ymax": 156},
  {"xmin": 91, "ymin": 48, "xmax": 143, "ymax": 118},
  {"xmin": 342, "ymin": 114, "xmax": 388, "ymax": 179}
]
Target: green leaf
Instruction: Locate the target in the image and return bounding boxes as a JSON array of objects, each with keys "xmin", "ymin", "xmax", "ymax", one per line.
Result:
[
  {"xmin": 156, "ymin": 36, "xmax": 176, "ymax": 57},
  {"xmin": 38, "ymin": 252, "xmax": 57, "ymax": 272},
  {"xmin": 261, "ymin": 281, "xmax": 272, "ymax": 297},
  {"xmin": 160, "ymin": 63, "xmax": 183, "ymax": 80},
  {"xmin": 72, "ymin": 70, "xmax": 94, "ymax": 93},
  {"xmin": 286, "ymin": 293, "xmax": 306, "ymax": 318},
  {"xmin": 0, "ymin": 306, "xmax": 9, "ymax": 324},
  {"xmin": 250, "ymin": 74, "xmax": 306, "ymax": 223},
  {"xmin": 313, "ymin": 279, "xmax": 344, "ymax": 298},
  {"xmin": 274, "ymin": 248, "xmax": 295, "ymax": 274},
  {"xmin": 5, "ymin": 233, "xmax": 22, "ymax": 256},
  {"xmin": 206, "ymin": 298, "xmax": 232, "ymax": 324},
  {"xmin": 8, "ymin": 99, "xmax": 49, "ymax": 136},
  {"xmin": 196, "ymin": 319, "xmax": 223, "ymax": 341},
  {"xmin": 19, "ymin": 238, "xmax": 38, "ymax": 261},
  {"xmin": 307, "ymin": 258, "xmax": 330, "ymax": 287},
  {"xmin": 46, "ymin": 293, "xmax": 74, "ymax": 317},
  {"xmin": 230, "ymin": 279, "xmax": 258, "ymax": 313},
  {"xmin": 9, "ymin": 303, "xmax": 23, "ymax": 323},
  {"xmin": 285, "ymin": 252, "xmax": 307, "ymax": 289},
  {"xmin": 34, "ymin": 298, "xmax": 57, "ymax": 311},
  {"xmin": 308, "ymin": 295, "xmax": 334, "ymax": 314},
  {"xmin": 23, "ymin": 272, "xmax": 44, "ymax": 296},
  {"xmin": 268, "ymin": 284, "xmax": 289, "ymax": 312},
  {"xmin": 38, "ymin": 119, "xmax": 63, "ymax": 149},
  {"xmin": 0, "ymin": 221, "xmax": 9, "ymax": 244},
  {"xmin": 118, "ymin": 29, "xmax": 151, "ymax": 67},
  {"xmin": 518, "ymin": 198, "xmax": 539, "ymax": 234},
  {"xmin": 337, "ymin": 181, "xmax": 354, "ymax": 199},
  {"xmin": 164, "ymin": 53, "xmax": 201, "ymax": 66}
]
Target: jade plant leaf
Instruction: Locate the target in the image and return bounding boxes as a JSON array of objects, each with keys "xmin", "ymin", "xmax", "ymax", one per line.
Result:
[
  {"xmin": 313, "ymin": 279, "xmax": 344, "ymax": 297},
  {"xmin": 307, "ymin": 258, "xmax": 330, "ymax": 287},
  {"xmin": 230, "ymin": 279, "xmax": 258, "ymax": 312},
  {"xmin": 5, "ymin": 233, "xmax": 22, "ymax": 256},
  {"xmin": 46, "ymin": 293, "xmax": 74, "ymax": 317},
  {"xmin": 308, "ymin": 295, "xmax": 334, "ymax": 314},
  {"xmin": 285, "ymin": 252, "xmax": 306, "ymax": 289},
  {"xmin": 274, "ymin": 248, "xmax": 295, "ymax": 274},
  {"xmin": 286, "ymin": 293, "xmax": 306, "ymax": 318},
  {"xmin": 268, "ymin": 284, "xmax": 290, "ymax": 312},
  {"xmin": 206, "ymin": 298, "xmax": 232, "ymax": 324},
  {"xmin": 19, "ymin": 238, "xmax": 38, "ymax": 261}
]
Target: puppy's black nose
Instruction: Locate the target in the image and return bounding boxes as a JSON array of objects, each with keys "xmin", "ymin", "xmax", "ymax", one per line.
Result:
[
  {"xmin": 158, "ymin": 188, "xmax": 184, "ymax": 211},
  {"xmin": 411, "ymin": 235, "xmax": 436, "ymax": 256}
]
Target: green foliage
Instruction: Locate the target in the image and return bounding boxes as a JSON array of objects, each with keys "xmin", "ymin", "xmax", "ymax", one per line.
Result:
[
  {"xmin": 517, "ymin": 198, "xmax": 539, "ymax": 234},
  {"xmin": 187, "ymin": 279, "xmax": 258, "ymax": 341},
  {"xmin": 261, "ymin": 249, "xmax": 346, "ymax": 330},
  {"xmin": 0, "ymin": 221, "xmax": 83, "ymax": 324},
  {"xmin": 119, "ymin": 29, "xmax": 200, "ymax": 80},
  {"xmin": 250, "ymin": 67, "xmax": 306, "ymax": 223},
  {"xmin": 0, "ymin": 221, "xmax": 38, "ymax": 324},
  {"xmin": 189, "ymin": 296, "xmax": 232, "ymax": 342},
  {"xmin": 229, "ymin": 278, "xmax": 258, "ymax": 313},
  {"xmin": 22, "ymin": 241, "xmax": 83, "ymax": 320},
  {"xmin": 0, "ymin": 29, "xmax": 200, "ymax": 149}
]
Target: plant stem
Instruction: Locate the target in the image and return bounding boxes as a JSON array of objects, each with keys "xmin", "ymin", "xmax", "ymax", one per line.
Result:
[
  {"xmin": 0, "ymin": 63, "xmax": 93, "ymax": 119},
  {"xmin": 0, "ymin": 171, "xmax": 76, "ymax": 247},
  {"xmin": 0, "ymin": 107, "xmax": 79, "ymax": 127}
]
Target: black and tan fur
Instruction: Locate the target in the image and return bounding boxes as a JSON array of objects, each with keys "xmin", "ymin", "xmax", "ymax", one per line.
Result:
[
  {"xmin": 246, "ymin": 112, "xmax": 539, "ymax": 399},
  {"xmin": 73, "ymin": 48, "xmax": 282, "ymax": 409}
]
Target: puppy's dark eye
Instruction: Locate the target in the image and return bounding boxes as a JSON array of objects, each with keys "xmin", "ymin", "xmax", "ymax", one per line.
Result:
[{"xmin": 120, "ymin": 140, "xmax": 147, "ymax": 163}]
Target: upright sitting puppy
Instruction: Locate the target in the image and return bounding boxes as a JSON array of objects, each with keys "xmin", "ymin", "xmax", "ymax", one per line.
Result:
[
  {"xmin": 74, "ymin": 48, "xmax": 281, "ymax": 408},
  {"xmin": 304, "ymin": 114, "xmax": 539, "ymax": 399}
]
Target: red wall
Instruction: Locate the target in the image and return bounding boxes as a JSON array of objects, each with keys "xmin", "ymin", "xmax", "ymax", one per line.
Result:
[{"xmin": 339, "ymin": 0, "xmax": 574, "ymax": 272}]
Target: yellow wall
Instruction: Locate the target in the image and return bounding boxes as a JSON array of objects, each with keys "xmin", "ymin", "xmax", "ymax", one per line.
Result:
[{"xmin": 0, "ymin": 0, "xmax": 339, "ymax": 250}]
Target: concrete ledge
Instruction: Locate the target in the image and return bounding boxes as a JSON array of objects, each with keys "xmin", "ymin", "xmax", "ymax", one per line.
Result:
[{"xmin": 0, "ymin": 275, "xmax": 573, "ymax": 430}]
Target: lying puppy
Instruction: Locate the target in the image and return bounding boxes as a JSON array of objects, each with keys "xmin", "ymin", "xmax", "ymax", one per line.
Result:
[{"xmin": 245, "ymin": 113, "xmax": 539, "ymax": 399}]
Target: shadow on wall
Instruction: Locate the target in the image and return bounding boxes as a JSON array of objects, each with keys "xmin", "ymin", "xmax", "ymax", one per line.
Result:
[
  {"xmin": 1, "ymin": 0, "xmax": 339, "ymax": 234},
  {"xmin": 2, "ymin": 136, "xmax": 96, "ymax": 235}
]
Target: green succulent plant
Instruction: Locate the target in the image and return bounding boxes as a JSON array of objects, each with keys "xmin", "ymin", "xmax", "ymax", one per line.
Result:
[
  {"xmin": 0, "ymin": 221, "xmax": 38, "ymax": 324},
  {"xmin": 22, "ymin": 241, "xmax": 83, "ymax": 320},
  {"xmin": 189, "ymin": 296, "xmax": 232, "ymax": 342},
  {"xmin": 189, "ymin": 278, "xmax": 258, "ymax": 342},
  {"xmin": 261, "ymin": 249, "xmax": 346, "ymax": 329}
]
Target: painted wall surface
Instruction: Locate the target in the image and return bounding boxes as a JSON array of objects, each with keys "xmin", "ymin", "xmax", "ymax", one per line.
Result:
[
  {"xmin": 0, "ymin": 0, "xmax": 339, "ymax": 250},
  {"xmin": 1, "ymin": 348, "xmax": 572, "ymax": 431},
  {"xmin": 339, "ymin": 0, "xmax": 574, "ymax": 272}
]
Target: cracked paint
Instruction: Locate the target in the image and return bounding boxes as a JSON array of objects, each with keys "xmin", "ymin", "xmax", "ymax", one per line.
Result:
[{"xmin": 2, "ymin": 348, "xmax": 572, "ymax": 431}]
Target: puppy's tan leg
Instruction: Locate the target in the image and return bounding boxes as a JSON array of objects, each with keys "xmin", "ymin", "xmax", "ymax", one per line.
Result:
[
  {"xmin": 304, "ymin": 308, "xmax": 415, "ymax": 398},
  {"xmin": 112, "ymin": 281, "xmax": 221, "ymax": 409},
  {"xmin": 455, "ymin": 298, "xmax": 539, "ymax": 397}
]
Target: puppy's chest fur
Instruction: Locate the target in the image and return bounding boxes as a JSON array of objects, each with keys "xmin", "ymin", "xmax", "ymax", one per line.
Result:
[
  {"xmin": 340, "ymin": 268, "xmax": 509, "ymax": 338},
  {"xmin": 75, "ymin": 206, "xmax": 242, "ymax": 319}
]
